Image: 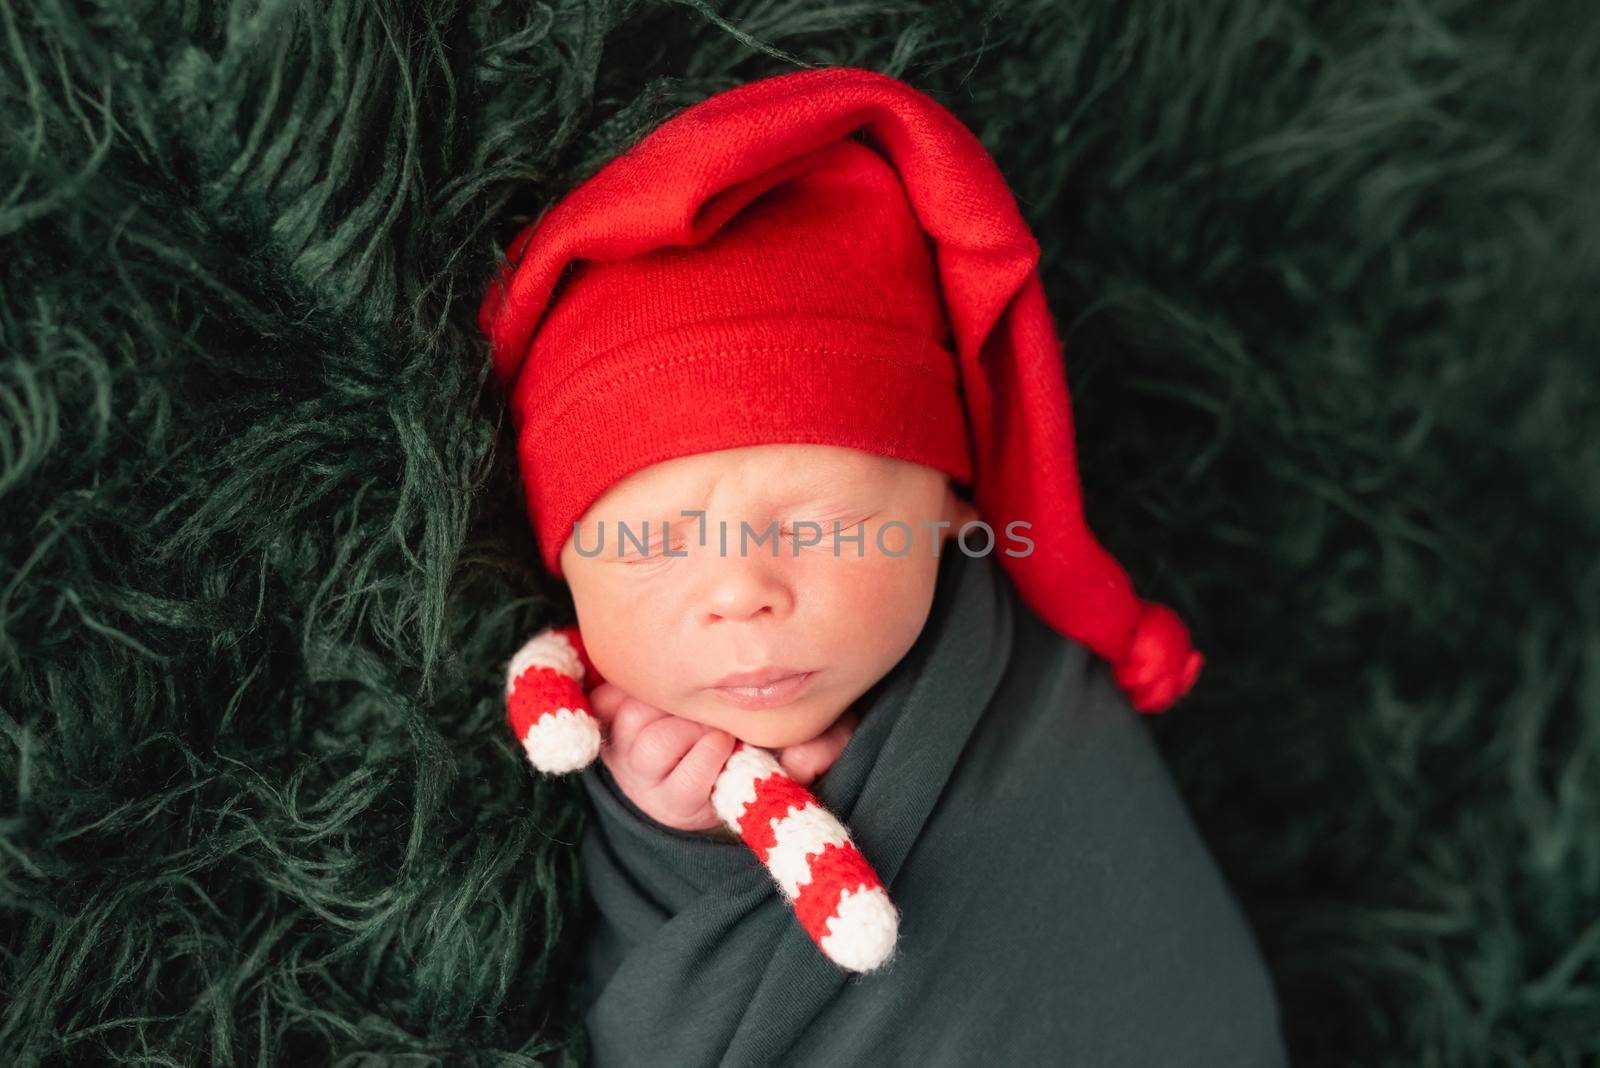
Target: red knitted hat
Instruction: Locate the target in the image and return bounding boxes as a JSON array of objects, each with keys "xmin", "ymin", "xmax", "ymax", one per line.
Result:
[{"xmin": 479, "ymin": 66, "xmax": 1203, "ymax": 713}]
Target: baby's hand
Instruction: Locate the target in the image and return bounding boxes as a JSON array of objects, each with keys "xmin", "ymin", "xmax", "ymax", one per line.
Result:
[
  {"xmin": 773, "ymin": 708, "xmax": 861, "ymax": 788},
  {"xmin": 587, "ymin": 682, "xmax": 738, "ymax": 833},
  {"xmin": 586, "ymin": 683, "xmax": 860, "ymax": 834}
]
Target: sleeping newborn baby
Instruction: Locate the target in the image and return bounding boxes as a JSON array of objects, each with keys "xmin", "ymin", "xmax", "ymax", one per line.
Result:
[
  {"xmin": 561, "ymin": 442, "xmax": 977, "ymax": 835},
  {"xmin": 549, "ymin": 440, "xmax": 1286, "ymax": 1067},
  {"xmin": 478, "ymin": 66, "xmax": 1288, "ymax": 1067}
]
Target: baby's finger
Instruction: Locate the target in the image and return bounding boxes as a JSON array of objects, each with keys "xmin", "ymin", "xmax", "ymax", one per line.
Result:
[
  {"xmin": 586, "ymin": 682, "xmax": 626, "ymax": 727},
  {"xmin": 607, "ymin": 695, "xmax": 671, "ymax": 754},
  {"xmin": 778, "ymin": 710, "xmax": 859, "ymax": 785},
  {"xmin": 660, "ymin": 729, "xmax": 737, "ymax": 817},
  {"xmin": 628, "ymin": 714, "xmax": 712, "ymax": 782}
]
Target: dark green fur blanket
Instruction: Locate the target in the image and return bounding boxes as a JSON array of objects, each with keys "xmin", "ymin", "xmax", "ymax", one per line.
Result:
[{"xmin": 2, "ymin": 1, "xmax": 1595, "ymax": 1064}]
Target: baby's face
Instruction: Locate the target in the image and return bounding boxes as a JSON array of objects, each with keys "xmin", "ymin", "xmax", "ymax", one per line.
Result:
[{"xmin": 558, "ymin": 443, "xmax": 977, "ymax": 749}]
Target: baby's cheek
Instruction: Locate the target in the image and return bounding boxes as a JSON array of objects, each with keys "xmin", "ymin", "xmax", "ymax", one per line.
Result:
[
  {"xmin": 572, "ymin": 605, "xmax": 675, "ymax": 705},
  {"xmin": 805, "ymin": 552, "xmax": 938, "ymax": 677}
]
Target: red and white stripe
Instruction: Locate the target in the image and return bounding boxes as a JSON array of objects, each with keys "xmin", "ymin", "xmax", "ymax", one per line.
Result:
[
  {"xmin": 505, "ymin": 624, "xmax": 900, "ymax": 973},
  {"xmin": 711, "ymin": 742, "xmax": 900, "ymax": 973},
  {"xmin": 505, "ymin": 624, "xmax": 604, "ymax": 774}
]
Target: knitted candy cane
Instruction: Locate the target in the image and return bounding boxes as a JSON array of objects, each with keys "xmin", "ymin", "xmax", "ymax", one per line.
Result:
[{"xmin": 505, "ymin": 623, "xmax": 899, "ymax": 973}]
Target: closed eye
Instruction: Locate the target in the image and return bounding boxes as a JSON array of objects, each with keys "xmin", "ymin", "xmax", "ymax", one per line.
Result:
[
  {"xmin": 782, "ymin": 510, "xmax": 879, "ymax": 547},
  {"xmin": 621, "ymin": 537, "xmax": 686, "ymax": 563}
]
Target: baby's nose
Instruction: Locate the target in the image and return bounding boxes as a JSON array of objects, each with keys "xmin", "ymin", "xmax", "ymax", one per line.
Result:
[{"xmin": 698, "ymin": 555, "xmax": 796, "ymax": 626}]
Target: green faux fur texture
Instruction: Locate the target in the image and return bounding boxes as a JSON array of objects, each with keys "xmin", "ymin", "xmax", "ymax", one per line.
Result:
[{"xmin": 2, "ymin": 1, "xmax": 1596, "ymax": 1064}]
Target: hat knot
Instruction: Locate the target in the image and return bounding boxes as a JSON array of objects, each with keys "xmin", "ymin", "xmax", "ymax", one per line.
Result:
[{"xmin": 1110, "ymin": 601, "xmax": 1204, "ymax": 713}]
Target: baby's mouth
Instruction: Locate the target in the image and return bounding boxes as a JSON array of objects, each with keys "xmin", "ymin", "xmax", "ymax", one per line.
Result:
[{"xmin": 707, "ymin": 670, "xmax": 817, "ymax": 708}]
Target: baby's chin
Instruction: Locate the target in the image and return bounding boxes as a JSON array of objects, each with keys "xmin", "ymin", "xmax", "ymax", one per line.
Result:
[{"xmin": 688, "ymin": 694, "xmax": 852, "ymax": 750}]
